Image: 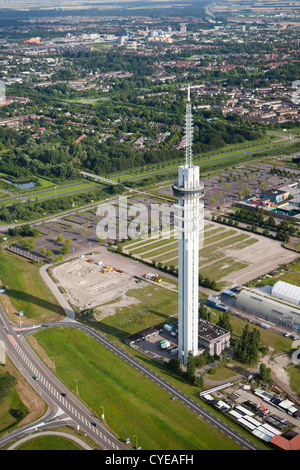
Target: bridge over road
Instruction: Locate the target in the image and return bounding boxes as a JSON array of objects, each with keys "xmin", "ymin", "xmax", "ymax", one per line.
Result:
[{"xmin": 80, "ymin": 171, "xmax": 119, "ymax": 186}]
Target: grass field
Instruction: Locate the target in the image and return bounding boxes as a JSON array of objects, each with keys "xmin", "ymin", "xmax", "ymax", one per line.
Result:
[
  {"xmin": 27, "ymin": 182, "xmax": 99, "ymax": 200},
  {"xmin": 0, "ymin": 173, "xmax": 54, "ymax": 194},
  {"xmin": 251, "ymin": 258, "xmax": 300, "ymax": 289},
  {"xmin": 119, "ymin": 223, "xmax": 258, "ymax": 287},
  {"xmin": 0, "ymin": 366, "xmax": 28, "ymax": 436},
  {"xmin": 0, "ymin": 249, "xmax": 65, "ymax": 322},
  {"xmin": 96, "ymin": 284, "xmax": 179, "ymax": 342},
  {"xmin": 34, "ymin": 326, "xmax": 242, "ymax": 450},
  {"xmin": 16, "ymin": 435, "xmax": 83, "ymax": 450},
  {"xmin": 0, "ymin": 190, "xmax": 10, "ymax": 199}
]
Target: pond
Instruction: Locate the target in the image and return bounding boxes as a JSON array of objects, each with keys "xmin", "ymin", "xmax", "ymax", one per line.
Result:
[{"xmin": 1, "ymin": 178, "xmax": 36, "ymax": 189}]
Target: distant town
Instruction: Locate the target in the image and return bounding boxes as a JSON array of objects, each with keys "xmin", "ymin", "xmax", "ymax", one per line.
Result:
[{"xmin": 0, "ymin": 0, "xmax": 300, "ymax": 455}]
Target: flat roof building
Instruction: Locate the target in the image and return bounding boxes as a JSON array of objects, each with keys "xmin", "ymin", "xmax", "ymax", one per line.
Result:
[{"xmin": 198, "ymin": 318, "xmax": 230, "ymax": 356}]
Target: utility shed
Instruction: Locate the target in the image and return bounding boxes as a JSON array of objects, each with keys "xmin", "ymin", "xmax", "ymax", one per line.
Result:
[{"xmin": 272, "ymin": 281, "xmax": 300, "ymax": 306}]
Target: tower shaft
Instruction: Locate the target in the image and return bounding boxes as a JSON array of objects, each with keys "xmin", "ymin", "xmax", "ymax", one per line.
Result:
[{"xmin": 172, "ymin": 86, "xmax": 204, "ymax": 365}]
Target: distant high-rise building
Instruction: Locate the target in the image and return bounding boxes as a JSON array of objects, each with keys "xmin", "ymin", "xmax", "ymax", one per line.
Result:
[
  {"xmin": 172, "ymin": 86, "xmax": 204, "ymax": 365},
  {"xmin": 180, "ymin": 23, "xmax": 187, "ymax": 34},
  {"xmin": 0, "ymin": 81, "xmax": 6, "ymax": 106}
]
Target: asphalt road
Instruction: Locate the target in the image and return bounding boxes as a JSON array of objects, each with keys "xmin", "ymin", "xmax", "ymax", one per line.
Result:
[
  {"xmin": 68, "ymin": 321, "xmax": 261, "ymax": 450},
  {"xmin": 0, "ymin": 182, "xmax": 100, "ymax": 204},
  {"xmin": 0, "ymin": 300, "xmax": 261, "ymax": 450},
  {"xmin": 0, "ymin": 308, "xmax": 127, "ymax": 451}
]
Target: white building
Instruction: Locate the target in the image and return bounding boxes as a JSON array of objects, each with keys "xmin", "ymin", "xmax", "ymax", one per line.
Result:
[
  {"xmin": 172, "ymin": 86, "xmax": 204, "ymax": 365},
  {"xmin": 0, "ymin": 81, "xmax": 6, "ymax": 105},
  {"xmin": 271, "ymin": 280, "xmax": 300, "ymax": 306}
]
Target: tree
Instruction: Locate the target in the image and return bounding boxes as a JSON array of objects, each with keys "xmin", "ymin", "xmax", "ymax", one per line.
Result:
[
  {"xmin": 234, "ymin": 324, "xmax": 260, "ymax": 364},
  {"xmin": 216, "ymin": 311, "xmax": 232, "ymax": 335},
  {"xmin": 27, "ymin": 239, "xmax": 35, "ymax": 251},
  {"xmin": 259, "ymin": 363, "xmax": 271, "ymax": 382},
  {"xmin": 186, "ymin": 351, "xmax": 196, "ymax": 384},
  {"xmin": 167, "ymin": 358, "xmax": 181, "ymax": 374},
  {"xmin": 195, "ymin": 374, "xmax": 204, "ymax": 389},
  {"xmin": 199, "ymin": 302, "xmax": 211, "ymax": 321},
  {"xmin": 244, "ymin": 183, "xmax": 250, "ymax": 197},
  {"xmin": 61, "ymin": 244, "xmax": 70, "ymax": 255},
  {"xmin": 263, "ymin": 228, "xmax": 269, "ymax": 236}
]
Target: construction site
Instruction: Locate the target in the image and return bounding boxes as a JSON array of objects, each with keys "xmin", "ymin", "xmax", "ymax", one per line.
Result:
[
  {"xmin": 51, "ymin": 253, "xmax": 147, "ymax": 314},
  {"xmin": 50, "ymin": 248, "xmax": 168, "ymax": 319}
]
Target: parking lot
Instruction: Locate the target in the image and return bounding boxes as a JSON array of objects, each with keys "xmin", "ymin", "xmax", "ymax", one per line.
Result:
[
  {"xmin": 127, "ymin": 325, "xmax": 179, "ymax": 361},
  {"xmin": 12, "ymin": 196, "xmax": 160, "ymax": 260},
  {"xmin": 160, "ymin": 160, "xmax": 300, "ymax": 210}
]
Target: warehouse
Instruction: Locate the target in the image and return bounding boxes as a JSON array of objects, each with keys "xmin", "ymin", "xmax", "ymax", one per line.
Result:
[
  {"xmin": 271, "ymin": 280, "xmax": 300, "ymax": 306},
  {"xmin": 235, "ymin": 288, "xmax": 300, "ymax": 332},
  {"xmin": 125, "ymin": 326, "xmax": 162, "ymax": 346}
]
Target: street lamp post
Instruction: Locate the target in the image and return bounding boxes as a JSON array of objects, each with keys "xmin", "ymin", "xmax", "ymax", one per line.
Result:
[{"xmin": 74, "ymin": 379, "xmax": 79, "ymax": 395}]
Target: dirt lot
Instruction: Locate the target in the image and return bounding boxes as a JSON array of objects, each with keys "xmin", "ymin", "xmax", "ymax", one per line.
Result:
[
  {"xmin": 220, "ymin": 230, "xmax": 299, "ymax": 285},
  {"xmin": 52, "ymin": 254, "xmax": 147, "ymax": 313}
]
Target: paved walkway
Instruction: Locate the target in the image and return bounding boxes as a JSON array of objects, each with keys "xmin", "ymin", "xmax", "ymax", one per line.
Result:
[{"xmin": 39, "ymin": 264, "xmax": 76, "ymax": 321}]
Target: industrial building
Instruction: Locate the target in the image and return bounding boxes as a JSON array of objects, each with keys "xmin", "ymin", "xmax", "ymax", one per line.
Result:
[
  {"xmin": 203, "ymin": 387, "xmax": 300, "ymax": 446},
  {"xmin": 198, "ymin": 318, "xmax": 230, "ymax": 356},
  {"xmin": 205, "ymin": 296, "xmax": 231, "ymax": 312},
  {"xmin": 125, "ymin": 318, "xmax": 231, "ymax": 358},
  {"xmin": 236, "ymin": 180, "xmax": 300, "ymax": 220},
  {"xmin": 259, "ymin": 188, "xmax": 289, "ymax": 204},
  {"xmin": 125, "ymin": 326, "xmax": 162, "ymax": 346},
  {"xmin": 235, "ymin": 287, "xmax": 300, "ymax": 332},
  {"xmin": 271, "ymin": 280, "xmax": 300, "ymax": 306},
  {"xmin": 270, "ymin": 433, "xmax": 300, "ymax": 450}
]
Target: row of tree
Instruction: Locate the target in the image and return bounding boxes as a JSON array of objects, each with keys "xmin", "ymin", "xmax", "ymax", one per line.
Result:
[{"xmin": 0, "ymin": 184, "xmax": 125, "ymax": 223}]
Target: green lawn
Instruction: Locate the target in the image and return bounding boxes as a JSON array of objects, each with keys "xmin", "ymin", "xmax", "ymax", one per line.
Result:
[
  {"xmin": 16, "ymin": 435, "xmax": 83, "ymax": 450},
  {"xmin": 0, "ymin": 190, "xmax": 10, "ymax": 200},
  {"xmin": 0, "ymin": 249, "xmax": 65, "ymax": 322},
  {"xmin": 0, "ymin": 367, "xmax": 29, "ymax": 436},
  {"xmin": 97, "ymin": 284, "xmax": 178, "ymax": 341},
  {"xmin": 120, "ymin": 226, "xmax": 253, "ymax": 285},
  {"xmin": 34, "ymin": 326, "xmax": 242, "ymax": 450},
  {"xmin": 108, "ymin": 135, "xmax": 293, "ymax": 183},
  {"xmin": 27, "ymin": 182, "xmax": 99, "ymax": 201}
]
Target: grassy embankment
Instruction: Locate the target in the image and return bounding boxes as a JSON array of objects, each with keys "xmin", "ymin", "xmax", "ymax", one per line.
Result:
[
  {"xmin": 34, "ymin": 326, "xmax": 244, "ymax": 451},
  {"xmin": 0, "ymin": 249, "xmax": 65, "ymax": 323}
]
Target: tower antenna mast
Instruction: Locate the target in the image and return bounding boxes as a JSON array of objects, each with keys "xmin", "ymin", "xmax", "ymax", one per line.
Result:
[{"xmin": 185, "ymin": 85, "xmax": 193, "ymax": 168}]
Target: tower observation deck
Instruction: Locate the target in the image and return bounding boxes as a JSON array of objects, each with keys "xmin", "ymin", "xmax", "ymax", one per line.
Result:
[{"xmin": 172, "ymin": 85, "xmax": 204, "ymax": 365}]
